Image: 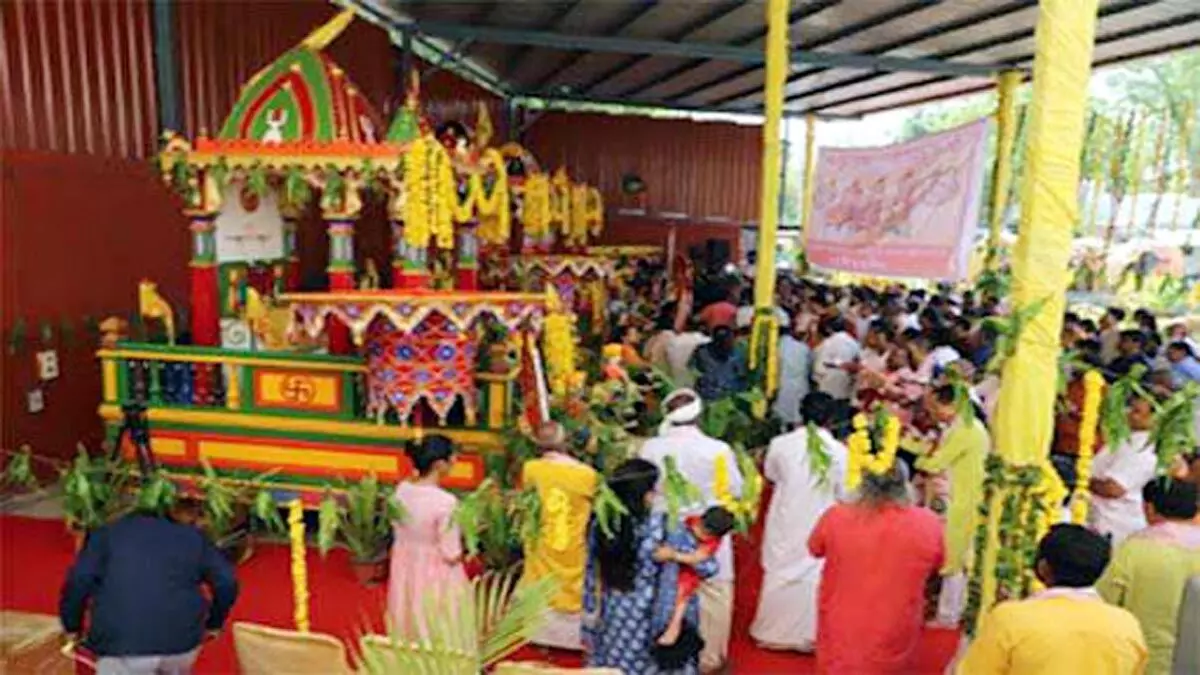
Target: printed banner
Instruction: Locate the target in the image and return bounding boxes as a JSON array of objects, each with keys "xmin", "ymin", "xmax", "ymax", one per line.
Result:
[{"xmin": 806, "ymin": 119, "xmax": 989, "ymax": 281}]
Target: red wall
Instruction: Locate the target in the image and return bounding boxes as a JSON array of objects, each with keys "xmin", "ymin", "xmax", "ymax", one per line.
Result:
[
  {"xmin": 523, "ymin": 111, "xmax": 763, "ymax": 225},
  {"xmin": 0, "ymin": 151, "xmax": 190, "ymax": 459}
]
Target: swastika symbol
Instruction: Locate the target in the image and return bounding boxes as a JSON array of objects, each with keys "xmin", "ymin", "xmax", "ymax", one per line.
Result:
[{"xmin": 280, "ymin": 375, "xmax": 316, "ymax": 403}]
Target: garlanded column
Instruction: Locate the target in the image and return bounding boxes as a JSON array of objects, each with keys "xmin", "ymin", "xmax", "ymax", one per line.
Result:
[
  {"xmin": 326, "ymin": 219, "xmax": 356, "ymax": 290},
  {"xmin": 390, "ymin": 218, "xmax": 430, "ymax": 289},
  {"xmin": 187, "ymin": 172, "xmax": 223, "ymax": 346},
  {"xmin": 320, "ymin": 170, "xmax": 363, "ymax": 353},
  {"xmin": 748, "ymin": 0, "xmax": 789, "ymax": 415},
  {"xmin": 984, "ymin": 71, "xmax": 1022, "ymax": 272},
  {"xmin": 279, "ymin": 203, "xmax": 302, "ymax": 292},
  {"xmin": 457, "ymin": 221, "xmax": 480, "ymax": 290},
  {"xmin": 964, "ymin": 0, "xmax": 1100, "ymax": 635}
]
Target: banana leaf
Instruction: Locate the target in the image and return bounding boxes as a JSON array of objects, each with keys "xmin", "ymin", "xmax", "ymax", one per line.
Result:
[
  {"xmin": 135, "ymin": 471, "xmax": 178, "ymax": 515},
  {"xmin": 251, "ymin": 489, "xmax": 286, "ymax": 536},
  {"xmin": 356, "ymin": 568, "xmax": 555, "ymax": 674},
  {"xmin": 1148, "ymin": 384, "xmax": 1198, "ymax": 469},
  {"xmin": 592, "ymin": 480, "xmax": 629, "ymax": 541},
  {"xmin": 805, "ymin": 423, "xmax": 832, "ymax": 488}
]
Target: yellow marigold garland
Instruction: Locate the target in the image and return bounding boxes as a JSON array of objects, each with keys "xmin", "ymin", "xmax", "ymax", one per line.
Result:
[
  {"xmin": 403, "ymin": 135, "xmax": 457, "ymax": 249},
  {"xmin": 550, "ymin": 168, "xmax": 572, "ymax": 234},
  {"xmin": 844, "ymin": 412, "xmax": 901, "ymax": 492},
  {"xmin": 475, "ymin": 148, "xmax": 511, "ymax": 244},
  {"xmin": 542, "ymin": 288, "xmax": 577, "ymax": 397},
  {"xmin": 1071, "ymin": 370, "xmax": 1104, "ymax": 524},
  {"xmin": 845, "ymin": 415, "xmax": 870, "ymax": 492},
  {"xmin": 585, "ymin": 186, "xmax": 604, "ymax": 237},
  {"xmin": 288, "ymin": 498, "xmax": 310, "ymax": 633},
  {"xmin": 523, "ymin": 172, "xmax": 552, "ymax": 239},
  {"xmin": 714, "ymin": 454, "xmax": 737, "ymax": 512}
]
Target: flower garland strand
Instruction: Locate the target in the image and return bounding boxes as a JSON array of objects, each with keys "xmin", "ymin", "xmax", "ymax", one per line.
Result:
[
  {"xmin": 288, "ymin": 498, "xmax": 310, "ymax": 633},
  {"xmin": 402, "ymin": 135, "xmax": 456, "ymax": 250},
  {"xmin": 542, "ymin": 288, "xmax": 577, "ymax": 397},
  {"xmin": 844, "ymin": 415, "xmax": 870, "ymax": 492},
  {"xmin": 1071, "ymin": 370, "xmax": 1104, "ymax": 524},
  {"xmin": 475, "ymin": 148, "xmax": 511, "ymax": 244},
  {"xmin": 522, "ymin": 173, "xmax": 552, "ymax": 240}
]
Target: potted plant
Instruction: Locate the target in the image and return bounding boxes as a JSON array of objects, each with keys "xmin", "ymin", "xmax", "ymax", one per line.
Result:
[
  {"xmin": 135, "ymin": 469, "xmax": 178, "ymax": 514},
  {"xmin": 317, "ymin": 474, "xmax": 405, "ymax": 585},
  {"xmin": 59, "ymin": 446, "xmax": 131, "ymax": 549},
  {"xmin": 196, "ymin": 462, "xmax": 256, "ymax": 564},
  {"xmin": 1, "ymin": 445, "xmax": 40, "ymax": 500}
]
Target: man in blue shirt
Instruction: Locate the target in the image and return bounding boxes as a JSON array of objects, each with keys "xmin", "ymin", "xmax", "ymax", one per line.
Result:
[
  {"xmin": 60, "ymin": 507, "xmax": 239, "ymax": 674},
  {"xmin": 1166, "ymin": 341, "xmax": 1200, "ymax": 386}
]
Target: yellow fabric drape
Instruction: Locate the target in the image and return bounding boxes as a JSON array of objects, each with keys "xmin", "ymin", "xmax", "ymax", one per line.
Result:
[
  {"xmin": 985, "ymin": 71, "xmax": 1022, "ymax": 271},
  {"xmin": 992, "ymin": 0, "xmax": 1099, "ymax": 467},
  {"xmin": 974, "ymin": 0, "xmax": 1100, "ymax": 623},
  {"xmin": 751, "ymin": 0, "xmax": 788, "ymax": 306},
  {"xmin": 749, "ymin": 0, "xmax": 789, "ymax": 405},
  {"xmin": 800, "ymin": 114, "xmax": 817, "ymax": 246}
]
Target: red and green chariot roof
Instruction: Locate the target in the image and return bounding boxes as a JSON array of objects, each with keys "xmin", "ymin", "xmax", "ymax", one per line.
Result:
[{"xmin": 217, "ymin": 47, "xmax": 383, "ymax": 145}]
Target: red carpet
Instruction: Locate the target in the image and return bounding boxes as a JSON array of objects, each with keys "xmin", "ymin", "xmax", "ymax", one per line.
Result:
[{"xmin": 1, "ymin": 513, "xmax": 959, "ymax": 673}]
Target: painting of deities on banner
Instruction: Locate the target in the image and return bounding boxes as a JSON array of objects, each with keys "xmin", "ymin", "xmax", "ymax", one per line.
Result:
[{"xmin": 807, "ymin": 119, "xmax": 989, "ymax": 281}]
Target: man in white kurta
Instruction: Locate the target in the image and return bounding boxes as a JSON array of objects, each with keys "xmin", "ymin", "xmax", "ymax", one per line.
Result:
[
  {"xmin": 751, "ymin": 393, "xmax": 848, "ymax": 652},
  {"xmin": 812, "ymin": 317, "xmax": 860, "ymax": 401},
  {"xmin": 640, "ymin": 389, "xmax": 743, "ymax": 673},
  {"xmin": 772, "ymin": 316, "xmax": 811, "ymax": 428},
  {"xmin": 1089, "ymin": 426, "xmax": 1157, "ymax": 545}
]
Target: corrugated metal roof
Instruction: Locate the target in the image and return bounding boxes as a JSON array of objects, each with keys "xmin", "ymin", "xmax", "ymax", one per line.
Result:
[{"xmin": 354, "ymin": 0, "xmax": 1200, "ymax": 118}]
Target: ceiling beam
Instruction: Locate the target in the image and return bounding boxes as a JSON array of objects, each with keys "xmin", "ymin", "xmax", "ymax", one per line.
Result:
[
  {"xmin": 512, "ymin": 92, "xmax": 860, "ymax": 122},
  {"xmin": 784, "ymin": 0, "xmax": 1159, "ymax": 110},
  {"xmin": 503, "ymin": 0, "xmax": 585, "ymax": 80},
  {"xmin": 667, "ymin": 0, "xmax": 940, "ymax": 105},
  {"xmin": 525, "ymin": 2, "xmax": 661, "ymax": 94},
  {"xmin": 801, "ymin": 4, "xmax": 1196, "ymax": 116},
  {"xmin": 707, "ymin": 0, "xmax": 1036, "ymax": 109},
  {"xmin": 411, "ymin": 20, "xmax": 1003, "ymax": 78},
  {"xmin": 614, "ymin": 0, "xmax": 841, "ymax": 101},
  {"xmin": 571, "ymin": 0, "xmax": 747, "ymax": 96}
]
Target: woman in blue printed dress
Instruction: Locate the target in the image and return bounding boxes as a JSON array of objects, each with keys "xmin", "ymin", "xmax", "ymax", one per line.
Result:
[{"xmin": 582, "ymin": 458, "xmax": 718, "ymax": 674}]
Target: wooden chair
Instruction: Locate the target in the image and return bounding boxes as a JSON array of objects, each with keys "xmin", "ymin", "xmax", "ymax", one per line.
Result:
[
  {"xmin": 0, "ymin": 611, "xmax": 74, "ymax": 675},
  {"xmin": 232, "ymin": 622, "xmax": 351, "ymax": 675}
]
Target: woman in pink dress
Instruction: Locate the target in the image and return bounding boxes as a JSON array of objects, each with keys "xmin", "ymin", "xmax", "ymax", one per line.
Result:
[{"xmin": 387, "ymin": 435, "xmax": 467, "ymax": 636}]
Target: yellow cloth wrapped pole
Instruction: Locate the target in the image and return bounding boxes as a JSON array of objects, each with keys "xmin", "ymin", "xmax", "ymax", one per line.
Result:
[
  {"xmin": 992, "ymin": 0, "xmax": 1099, "ymax": 467},
  {"xmin": 288, "ymin": 499, "xmax": 310, "ymax": 633},
  {"xmin": 985, "ymin": 71, "xmax": 1022, "ymax": 271},
  {"xmin": 749, "ymin": 0, "xmax": 789, "ymax": 406},
  {"xmin": 972, "ymin": 0, "xmax": 1100, "ymax": 623},
  {"xmin": 799, "ymin": 114, "xmax": 817, "ymax": 245}
]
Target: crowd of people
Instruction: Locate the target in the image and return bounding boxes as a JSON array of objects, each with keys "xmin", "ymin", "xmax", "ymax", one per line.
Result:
[{"xmin": 56, "ymin": 260, "xmax": 1200, "ymax": 675}]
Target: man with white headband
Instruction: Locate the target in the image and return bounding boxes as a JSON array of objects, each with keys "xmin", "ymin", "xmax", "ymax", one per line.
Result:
[{"xmin": 640, "ymin": 388, "xmax": 743, "ymax": 673}]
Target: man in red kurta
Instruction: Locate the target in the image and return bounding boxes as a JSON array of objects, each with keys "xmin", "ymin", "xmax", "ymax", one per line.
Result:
[{"xmin": 808, "ymin": 466, "xmax": 945, "ymax": 674}]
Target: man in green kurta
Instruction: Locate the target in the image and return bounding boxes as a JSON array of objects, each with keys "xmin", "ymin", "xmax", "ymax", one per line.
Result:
[
  {"xmin": 916, "ymin": 383, "xmax": 989, "ymax": 625},
  {"xmin": 1098, "ymin": 477, "xmax": 1200, "ymax": 675}
]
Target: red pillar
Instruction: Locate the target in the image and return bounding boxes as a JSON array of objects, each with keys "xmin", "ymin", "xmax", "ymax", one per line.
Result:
[
  {"xmin": 188, "ymin": 212, "xmax": 220, "ymax": 346},
  {"xmin": 326, "ymin": 219, "xmax": 356, "ymax": 355}
]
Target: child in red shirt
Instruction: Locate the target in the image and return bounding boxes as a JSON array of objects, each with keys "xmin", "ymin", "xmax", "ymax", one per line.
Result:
[{"xmin": 653, "ymin": 506, "xmax": 736, "ymax": 646}]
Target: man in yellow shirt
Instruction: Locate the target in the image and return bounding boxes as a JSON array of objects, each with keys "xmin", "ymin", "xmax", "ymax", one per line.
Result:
[
  {"xmin": 957, "ymin": 524, "xmax": 1147, "ymax": 675},
  {"xmin": 1097, "ymin": 478, "xmax": 1200, "ymax": 675}
]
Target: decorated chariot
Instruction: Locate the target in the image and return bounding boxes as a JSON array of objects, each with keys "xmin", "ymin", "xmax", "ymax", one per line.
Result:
[{"xmin": 97, "ymin": 10, "xmax": 598, "ymax": 498}]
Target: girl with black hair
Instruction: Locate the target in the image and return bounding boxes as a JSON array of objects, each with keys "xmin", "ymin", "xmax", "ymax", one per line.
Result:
[
  {"xmin": 582, "ymin": 458, "xmax": 717, "ymax": 674},
  {"xmin": 386, "ymin": 435, "xmax": 467, "ymax": 637}
]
